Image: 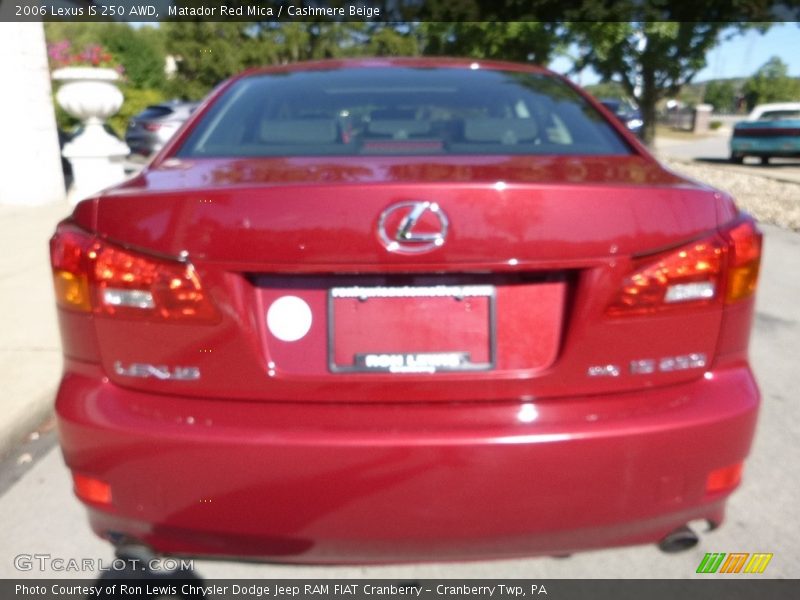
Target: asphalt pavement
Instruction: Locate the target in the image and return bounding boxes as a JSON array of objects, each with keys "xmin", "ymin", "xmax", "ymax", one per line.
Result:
[{"xmin": 0, "ymin": 222, "xmax": 797, "ymax": 580}]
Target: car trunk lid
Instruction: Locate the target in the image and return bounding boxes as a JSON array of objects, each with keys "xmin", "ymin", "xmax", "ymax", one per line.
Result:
[{"xmin": 76, "ymin": 155, "xmax": 727, "ymax": 403}]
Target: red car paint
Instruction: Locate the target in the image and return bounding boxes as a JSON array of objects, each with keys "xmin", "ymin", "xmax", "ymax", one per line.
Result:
[{"xmin": 52, "ymin": 58, "xmax": 761, "ymax": 563}]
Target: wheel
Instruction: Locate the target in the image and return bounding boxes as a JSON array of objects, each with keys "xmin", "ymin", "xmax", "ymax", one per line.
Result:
[
  {"xmin": 729, "ymin": 153, "xmax": 744, "ymax": 164},
  {"xmin": 760, "ymin": 156, "xmax": 770, "ymax": 165}
]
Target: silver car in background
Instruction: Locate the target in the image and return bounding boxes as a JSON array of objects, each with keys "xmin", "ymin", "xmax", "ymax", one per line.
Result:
[{"xmin": 125, "ymin": 101, "xmax": 199, "ymax": 156}]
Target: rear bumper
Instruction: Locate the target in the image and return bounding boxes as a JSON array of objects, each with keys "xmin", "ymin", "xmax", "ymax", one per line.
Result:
[
  {"xmin": 56, "ymin": 361, "xmax": 759, "ymax": 563},
  {"xmin": 731, "ymin": 137, "xmax": 800, "ymax": 157}
]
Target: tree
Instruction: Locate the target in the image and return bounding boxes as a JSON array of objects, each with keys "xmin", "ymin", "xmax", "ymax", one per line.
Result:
[
  {"xmin": 420, "ymin": 22, "xmax": 564, "ymax": 64},
  {"xmin": 162, "ymin": 22, "xmax": 271, "ymax": 99},
  {"xmin": 703, "ymin": 80, "xmax": 737, "ymax": 113},
  {"xmin": 362, "ymin": 25, "xmax": 420, "ymax": 57},
  {"xmin": 163, "ymin": 22, "xmax": 418, "ymax": 99},
  {"xmin": 742, "ymin": 57, "xmax": 800, "ymax": 110},
  {"xmin": 100, "ymin": 25, "xmax": 166, "ymax": 90},
  {"xmin": 44, "ymin": 22, "xmax": 109, "ymax": 51},
  {"xmin": 567, "ymin": 3, "xmax": 775, "ymax": 144},
  {"xmin": 584, "ymin": 81, "xmax": 628, "ymax": 101}
]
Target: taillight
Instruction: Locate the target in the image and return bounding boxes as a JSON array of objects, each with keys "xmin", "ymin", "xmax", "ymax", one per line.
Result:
[
  {"xmin": 722, "ymin": 219, "xmax": 762, "ymax": 303},
  {"xmin": 143, "ymin": 122, "xmax": 162, "ymax": 132},
  {"xmin": 50, "ymin": 226, "xmax": 92, "ymax": 311},
  {"xmin": 50, "ymin": 222, "xmax": 217, "ymax": 322},
  {"xmin": 607, "ymin": 215, "xmax": 762, "ymax": 316}
]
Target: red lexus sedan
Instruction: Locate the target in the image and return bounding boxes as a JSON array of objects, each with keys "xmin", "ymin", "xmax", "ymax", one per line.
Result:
[{"xmin": 50, "ymin": 58, "xmax": 762, "ymax": 564}]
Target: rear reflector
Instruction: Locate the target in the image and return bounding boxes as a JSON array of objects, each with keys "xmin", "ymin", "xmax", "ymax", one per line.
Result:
[
  {"xmin": 706, "ymin": 463, "xmax": 743, "ymax": 493},
  {"xmin": 50, "ymin": 222, "xmax": 218, "ymax": 322},
  {"xmin": 73, "ymin": 473, "xmax": 112, "ymax": 505}
]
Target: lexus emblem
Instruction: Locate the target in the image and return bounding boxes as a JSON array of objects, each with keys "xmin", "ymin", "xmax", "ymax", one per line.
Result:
[{"xmin": 378, "ymin": 201, "xmax": 449, "ymax": 253}]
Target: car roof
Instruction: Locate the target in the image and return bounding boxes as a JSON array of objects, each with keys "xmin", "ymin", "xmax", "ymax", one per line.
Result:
[
  {"xmin": 748, "ymin": 102, "xmax": 800, "ymax": 118},
  {"xmin": 238, "ymin": 57, "xmax": 553, "ymax": 78}
]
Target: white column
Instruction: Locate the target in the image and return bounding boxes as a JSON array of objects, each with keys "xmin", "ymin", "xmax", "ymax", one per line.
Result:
[
  {"xmin": 53, "ymin": 67, "xmax": 130, "ymax": 203},
  {"xmin": 0, "ymin": 22, "xmax": 65, "ymax": 206}
]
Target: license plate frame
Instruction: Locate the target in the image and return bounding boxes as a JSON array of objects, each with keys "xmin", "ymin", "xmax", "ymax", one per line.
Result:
[{"xmin": 328, "ymin": 285, "xmax": 496, "ymax": 374}]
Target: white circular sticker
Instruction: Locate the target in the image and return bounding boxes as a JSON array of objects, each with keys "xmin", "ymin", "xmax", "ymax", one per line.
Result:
[{"xmin": 266, "ymin": 296, "xmax": 313, "ymax": 342}]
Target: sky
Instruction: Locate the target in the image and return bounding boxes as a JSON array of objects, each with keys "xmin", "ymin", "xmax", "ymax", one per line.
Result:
[
  {"xmin": 549, "ymin": 22, "xmax": 800, "ymax": 85},
  {"xmin": 696, "ymin": 23, "xmax": 800, "ymax": 81}
]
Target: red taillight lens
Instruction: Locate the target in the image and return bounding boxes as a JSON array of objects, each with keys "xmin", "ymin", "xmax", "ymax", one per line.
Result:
[
  {"xmin": 93, "ymin": 243, "xmax": 217, "ymax": 321},
  {"xmin": 143, "ymin": 122, "xmax": 162, "ymax": 132},
  {"xmin": 607, "ymin": 215, "xmax": 761, "ymax": 316},
  {"xmin": 607, "ymin": 238, "xmax": 725, "ymax": 316},
  {"xmin": 50, "ymin": 222, "xmax": 217, "ymax": 322}
]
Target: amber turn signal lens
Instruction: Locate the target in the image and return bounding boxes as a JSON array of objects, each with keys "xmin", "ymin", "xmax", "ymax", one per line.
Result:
[
  {"xmin": 72, "ymin": 473, "xmax": 112, "ymax": 505},
  {"xmin": 723, "ymin": 218, "xmax": 762, "ymax": 303},
  {"xmin": 726, "ymin": 261, "xmax": 761, "ymax": 303},
  {"xmin": 53, "ymin": 269, "xmax": 91, "ymax": 311}
]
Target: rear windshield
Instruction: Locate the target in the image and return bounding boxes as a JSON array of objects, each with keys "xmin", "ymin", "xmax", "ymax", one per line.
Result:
[
  {"xmin": 757, "ymin": 110, "xmax": 800, "ymax": 121},
  {"xmin": 177, "ymin": 67, "xmax": 632, "ymax": 158}
]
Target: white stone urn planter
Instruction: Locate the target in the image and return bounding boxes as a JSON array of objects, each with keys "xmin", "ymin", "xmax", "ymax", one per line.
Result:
[{"xmin": 52, "ymin": 67, "xmax": 130, "ymax": 203}]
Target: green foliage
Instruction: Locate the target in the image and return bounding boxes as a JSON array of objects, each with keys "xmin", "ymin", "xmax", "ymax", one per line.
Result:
[
  {"xmin": 44, "ymin": 22, "xmax": 108, "ymax": 52},
  {"xmin": 419, "ymin": 22, "xmax": 562, "ymax": 64},
  {"xmin": 584, "ymin": 81, "xmax": 628, "ymax": 101},
  {"xmin": 162, "ymin": 23, "xmax": 420, "ymax": 100},
  {"xmin": 162, "ymin": 22, "xmax": 273, "ymax": 100},
  {"xmin": 45, "ymin": 23, "xmax": 165, "ymax": 88},
  {"xmin": 678, "ymin": 85, "xmax": 703, "ymax": 109},
  {"xmin": 568, "ymin": 18, "xmax": 772, "ymax": 144},
  {"xmin": 742, "ymin": 57, "xmax": 800, "ymax": 110},
  {"xmin": 101, "ymin": 25, "xmax": 166, "ymax": 89},
  {"xmin": 703, "ymin": 80, "xmax": 737, "ymax": 113},
  {"xmin": 362, "ymin": 26, "xmax": 419, "ymax": 57}
]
